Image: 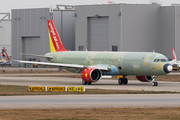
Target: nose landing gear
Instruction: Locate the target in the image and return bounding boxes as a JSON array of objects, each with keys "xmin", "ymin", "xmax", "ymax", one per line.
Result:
[{"xmin": 152, "ymin": 75, "xmax": 158, "ymax": 86}]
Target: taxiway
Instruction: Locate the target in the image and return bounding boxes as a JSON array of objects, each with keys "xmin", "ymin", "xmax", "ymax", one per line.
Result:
[
  {"xmin": 0, "ymin": 76, "xmax": 179, "ymax": 92},
  {"xmin": 0, "ymin": 94, "xmax": 180, "ymax": 109}
]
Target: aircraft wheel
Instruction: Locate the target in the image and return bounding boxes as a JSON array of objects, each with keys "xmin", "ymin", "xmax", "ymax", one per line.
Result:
[
  {"xmin": 124, "ymin": 78, "xmax": 128, "ymax": 85},
  {"xmin": 155, "ymin": 82, "xmax": 158, "ymax": 86},
  {"xmin": 152, "ymin": 82, "xmax": 158, "ymax": 86},
  {"xmin": 87, "ymin": 82, "xmax": 92, "ymax": 85},
  {"xmin": 82, "ymin": 80, "xmax": 87, "ymax": 85},
  {"xmin": 152, "ymin": 82, "xmax": 155, "ymax": 86},
  {"xmin": 118, "ymin": 78, "xmax": 124, "ymax": 85}
]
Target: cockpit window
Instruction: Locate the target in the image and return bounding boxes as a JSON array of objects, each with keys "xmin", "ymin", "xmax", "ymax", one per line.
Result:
[
  {"xmin": 160, "ymin": 59, "xmax": 166, "ymax": 62},
  {"xmin": 153, "ymin": 59, "xmax": 169, "ymax": 62}
]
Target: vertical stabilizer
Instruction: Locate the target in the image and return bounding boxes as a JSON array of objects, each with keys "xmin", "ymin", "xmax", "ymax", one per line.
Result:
[
  {"xmin": 47, "ymin": 19, "xmax": 66, "ymax": 52},
  {"xmin": 172, "ymin": 48, "xmax": 177, "ymax": 60},
  {"xmin": 3, "ymin": 47, "xmax": 10, "ymax": 60}
]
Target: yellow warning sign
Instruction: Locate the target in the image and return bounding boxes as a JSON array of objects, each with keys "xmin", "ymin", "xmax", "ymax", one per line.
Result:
[
  {"xmin": 48, "ymin": 86, "xmax": 66, "ymax": 92},
  {"xmin": 77, "ymin": 87, "xmax": 85, "ymax": 92},
  {"xmin": 68, "ymin": 86, "xmax": 76, "ymax": 92},
  {"xmin": 29, "ymin": 86, "xmax": 47, "ymax": 91}
]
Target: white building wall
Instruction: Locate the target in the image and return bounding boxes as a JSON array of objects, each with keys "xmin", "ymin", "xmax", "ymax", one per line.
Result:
[{"xmin": 0, "ymin": 20, "xmax": 11, "ymax": 56}]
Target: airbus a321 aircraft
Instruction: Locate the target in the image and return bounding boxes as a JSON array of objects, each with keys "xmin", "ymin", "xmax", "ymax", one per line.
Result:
[{"xmin": 7, "ymin": 19, "xmax": 174, "ymax": 86}]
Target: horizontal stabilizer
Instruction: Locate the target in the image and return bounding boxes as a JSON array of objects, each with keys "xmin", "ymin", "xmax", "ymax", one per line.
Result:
[{"xmin": 20, "ymin": 53, "xmax": 53, "ymax": 59}]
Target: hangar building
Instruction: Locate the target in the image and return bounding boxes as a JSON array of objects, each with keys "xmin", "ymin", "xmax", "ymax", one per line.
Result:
[
  {"xmin": 11, "ymin": 7, "xmax": 75, "ymax": 66},
  {"xmin": 75, "ymin": 4, "xmax": 180, "ymax": 59},
  {"xmin": 0, "ymin": 13, "xmax": 11, "ymax": 57},
  {"xmin": 8, "ymin": 3, "xmax": 180, "ymax": 67}
]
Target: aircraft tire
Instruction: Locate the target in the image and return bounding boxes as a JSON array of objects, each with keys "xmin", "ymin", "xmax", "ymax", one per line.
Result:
[
  {"xmin": 155, "ymin": 82, "xmax": 158, "ymax": 86},
  {"xmin": 118, "ymin": 78, "xmax": 124, "ymax": 85},
  {"xmin": 152, "ymin": 82, "xmax": 155, "ymax": 86},
  {"xmin": 124, "ymin": 78, "xmax": 128, "ymax": 85},
  {"xmin": 82, "ymin": 80, "xmax": 87, "ymax": 85},
  {"xmin": 152, "ymin": 82, "xmax": 158, "ymax": 86},
  {"xmin": 87, "ymin": 82, "xmax": 92, "ymax": 85}
]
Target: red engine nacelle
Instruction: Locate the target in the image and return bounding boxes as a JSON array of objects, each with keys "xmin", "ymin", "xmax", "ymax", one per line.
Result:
[
  {"xmin": 136, "ymin": 76, "xmax": 153, "ymax": 82},
  {"xmin": 81, "ymin": 68, "xmax": 102, "ymax": 82}
]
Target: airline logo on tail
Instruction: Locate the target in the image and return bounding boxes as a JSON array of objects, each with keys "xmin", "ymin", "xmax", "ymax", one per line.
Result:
[
  {"xmin": 47, "ymin": 20, "xmax": 66, "ymax": 52},
  {"xmin": 3, "ymin": 47, "xmax": 10, "ymax": 60}
]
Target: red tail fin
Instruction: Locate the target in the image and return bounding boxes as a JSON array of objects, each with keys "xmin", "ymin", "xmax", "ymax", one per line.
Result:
[
  {"xmin": 172, "ymin": 48, "xmax": 176, "ymax": 60},
  {"xmin": 3, "ymin": 47, "xmax": 10, "ymax": 60},
  {"xmin": 47, "ymin": 19, "xmax": 66, "ymax": 52}
]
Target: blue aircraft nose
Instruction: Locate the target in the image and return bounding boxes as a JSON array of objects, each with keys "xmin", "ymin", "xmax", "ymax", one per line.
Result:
[{"xmin": 163, "ymin": 64, "xmax": 173, "ymax": 73}]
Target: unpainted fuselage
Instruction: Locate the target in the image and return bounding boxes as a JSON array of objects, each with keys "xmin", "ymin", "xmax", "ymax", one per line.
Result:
[{"xmin": 45, "ymin": 51, "xmax": 169, "ymax": 76}]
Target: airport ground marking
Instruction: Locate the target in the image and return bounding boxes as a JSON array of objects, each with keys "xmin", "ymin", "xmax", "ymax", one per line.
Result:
[
  {"xmin": 77, "ymin": 87, "xmax": 85, "ymax": 92},
  {"xmin": 28, "ymin": 86, "xmax": 85, "ymax": 92},
  {"xmin": 68, "ymin": 86, "xmax": 76, "ymax": 92},
  {"xmin": 48, "ymin": 86, "xmax": 67, "ymax": 92},
  {"xmin": 28, "ymin": 86, "xmax": 47, "ymax": 91}
]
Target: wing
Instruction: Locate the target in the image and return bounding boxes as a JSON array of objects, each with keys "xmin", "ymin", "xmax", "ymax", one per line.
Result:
[
  {"xmin": 20, "ymin": 53, "xmax": 53, "ymax": 59},
  {"xmin": 6, "ymin": 47, "xmax": 108, "ymax": 71},
  {"xmin": 14, "ymin": 60, "xmax": 108, "ymax": 71}
]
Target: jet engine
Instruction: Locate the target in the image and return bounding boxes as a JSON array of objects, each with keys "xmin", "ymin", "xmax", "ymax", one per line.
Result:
[
  {"xmin": 81, "ymin": 68, "xmax": 102, "ymax": 82},
  {"xmin": 136, "ymin": 76, "xmax": 153, "ymax": 82}
]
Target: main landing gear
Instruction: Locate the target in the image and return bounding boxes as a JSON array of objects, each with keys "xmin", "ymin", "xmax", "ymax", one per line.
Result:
[
  {"xmin": 118, "ymin": 76, "xmax": 128, "ymax": 85},
  {"xmin": 82, "ymin": 80, "xmax": 92, "ymax": 85},
  {"xmin": 152, "ymin": 75, "xmax": 158, "ymax": 86}
]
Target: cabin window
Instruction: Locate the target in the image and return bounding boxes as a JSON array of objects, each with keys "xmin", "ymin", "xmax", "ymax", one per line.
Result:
[{"xmin": 118, "ymin": 66, "xmax": 122, "ymax": 70}]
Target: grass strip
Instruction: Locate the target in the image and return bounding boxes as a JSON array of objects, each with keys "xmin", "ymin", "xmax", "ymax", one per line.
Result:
[{"xmin": 0, "ymin": 108, "xmax": 180, "ymax": 120}]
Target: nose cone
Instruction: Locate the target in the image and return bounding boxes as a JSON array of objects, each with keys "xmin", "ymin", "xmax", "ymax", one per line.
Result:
[{"xmin": 163, "ymin": 64, "xmax": 173, "ymax": 73}]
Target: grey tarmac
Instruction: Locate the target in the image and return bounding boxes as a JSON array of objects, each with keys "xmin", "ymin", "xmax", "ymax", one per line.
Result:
[{"xmin": 0, "ymin": 94, "xmax": 180, "ymax": 109}]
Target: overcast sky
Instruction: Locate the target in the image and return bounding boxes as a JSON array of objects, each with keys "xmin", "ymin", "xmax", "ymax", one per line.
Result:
[{"xmin": 1, "ymin": 0, "xmax": 180, "ymax": 16}]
